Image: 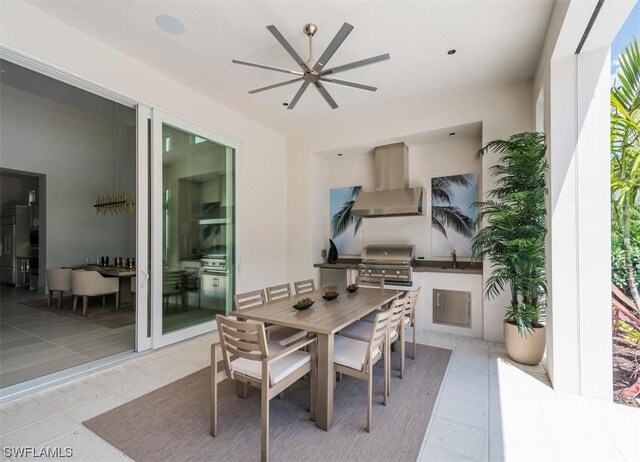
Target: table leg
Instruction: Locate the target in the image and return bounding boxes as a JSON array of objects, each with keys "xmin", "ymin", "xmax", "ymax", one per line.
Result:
[{"xmin": 316, "ymin": 333, "xmax": 334, "ymax": 431}]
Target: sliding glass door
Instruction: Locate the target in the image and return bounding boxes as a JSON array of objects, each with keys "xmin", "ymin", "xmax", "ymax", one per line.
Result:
[{"xmin": 151, "ymin": 111, "xmax": 236, "ymax": 347}]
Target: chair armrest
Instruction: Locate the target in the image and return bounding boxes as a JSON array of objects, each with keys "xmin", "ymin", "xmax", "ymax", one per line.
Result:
[{"xmin": 265, "ymin": 337, "xmax": 316, "ymax": 364}]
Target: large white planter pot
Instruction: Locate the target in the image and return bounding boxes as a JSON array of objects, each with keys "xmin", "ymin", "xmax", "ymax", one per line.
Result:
[{"xmin": 504, "ymin": 320, "xmax": 545, "ymax": 365}]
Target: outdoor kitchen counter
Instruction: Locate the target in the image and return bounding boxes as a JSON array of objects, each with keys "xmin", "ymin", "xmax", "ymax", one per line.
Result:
[
  {"xmin": 413, "ymin": 261, "xmax": 482, "ymax": 274},
  {"xmin": 313, "ymin": 259, "xmax": 483, "ymax": 274}
]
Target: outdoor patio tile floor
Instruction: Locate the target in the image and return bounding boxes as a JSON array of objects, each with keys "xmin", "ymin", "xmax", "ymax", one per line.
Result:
[{"xmin": 1, "ymin": 330, "xmax": 638, "ymax": 461}]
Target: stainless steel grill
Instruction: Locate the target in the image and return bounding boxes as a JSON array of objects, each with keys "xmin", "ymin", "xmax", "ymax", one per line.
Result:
[{"xmin": 358, "ymin": 244, "xmax": 415, "ymax": 286}]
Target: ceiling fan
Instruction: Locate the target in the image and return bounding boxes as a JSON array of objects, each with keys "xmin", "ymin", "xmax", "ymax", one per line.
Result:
[{"xmin": 232, "ymin": 22, "xmax": 390, "ymax": 110}]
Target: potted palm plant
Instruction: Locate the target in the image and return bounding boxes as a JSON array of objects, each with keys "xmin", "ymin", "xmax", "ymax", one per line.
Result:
[{"xmin": 472, "ymin": 132, "xmax": 548, "ymax": 365}]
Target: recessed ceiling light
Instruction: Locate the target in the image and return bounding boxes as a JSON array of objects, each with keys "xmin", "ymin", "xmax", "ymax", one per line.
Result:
[
  {"xmin": 155, "ymin": 15, "xmax": 185, "ymax": 35},
  {"xmin": 447, "ymin": 49, "xmax": 456, "ymax": 55},
  {"xmin": 449, "ymin": 132, "xmax": 456, "ymax": 136}
]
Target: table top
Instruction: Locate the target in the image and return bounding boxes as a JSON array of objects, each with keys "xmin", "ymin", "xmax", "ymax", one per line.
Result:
[
  {"xmin": 236, "ymin": 287, "xmax": 402, "ymax": 335},
  {"xmin": 70, "ymin": 265, "xmax": 136, "ymax": 277}
]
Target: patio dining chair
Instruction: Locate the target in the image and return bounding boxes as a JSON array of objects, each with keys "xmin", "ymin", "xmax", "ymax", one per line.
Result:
[
  {"xmin": 211, "ymin": 315, "xmax": 316, "ymax": 461},
  {"xmin": 293, "ymin": 279, "xmax": 315, "ymax": 295},
  {"xmin": 402, "ymin": 288, "xmax": 420, "ymax": 361},
  {"xmin": 264, "ymin": 284, "xmax": 308, "ymax": 346},
  {"xmin": 333, "ymin": 308, "xmax": 392, "ymax": 432},
  {"xmin": 356, "ymin": 276, "xmax": 385, "ymax": 289}
]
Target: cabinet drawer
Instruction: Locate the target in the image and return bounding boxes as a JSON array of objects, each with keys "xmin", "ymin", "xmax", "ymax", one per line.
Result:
[{"xmin": 433, "ymin": 289, "xmax": 471, "ymax": 328}]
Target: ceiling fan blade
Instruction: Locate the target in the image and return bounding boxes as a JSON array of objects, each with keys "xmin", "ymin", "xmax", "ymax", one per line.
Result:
[
  {"xmin": 312, "ymin": 22, "xmax": 354, "ymax": 73},
  {"xmin": 232, "ymin": 59, "xmax": 303, "ymax": 76},
  {"xmin": 248, "ymin": 77, "xmax": 303, "ymax": 94},
  {"xmin": 320, "ymin": 77, "xmax": 377, "ymax": 92},
  {"xmin": 321, "ymin": 53, "xmax": 390, "ymax": 76},
  {"xmin": 287, "ymin": 82, "xmax": 310, "ymax": 109},
  {"xmin": 314, "ymin": 81, "xmax": 338, "ymax": 109},
  {"xmin": 266, "ymin": 25, "xmax": 310, "ymax": 72}
]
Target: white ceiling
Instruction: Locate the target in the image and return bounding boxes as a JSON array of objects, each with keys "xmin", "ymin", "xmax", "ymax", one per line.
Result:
[{"xmin": 27, "ymin": 1, "xmax": 555, "ymax": 137}]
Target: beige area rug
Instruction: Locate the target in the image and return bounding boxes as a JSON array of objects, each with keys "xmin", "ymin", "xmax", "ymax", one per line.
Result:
[
  {"xmin": 84, "ymin": 344, "xmax": 451, "ymax": 462},
  {"xmin": 19, "ymin": 297, "xmax": 135, "ymax": 329}
]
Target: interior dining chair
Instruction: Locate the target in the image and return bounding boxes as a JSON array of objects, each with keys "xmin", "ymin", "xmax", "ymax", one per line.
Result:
[
  {"xmin": 356, "ymin": 276, "xmax": 385, "ymax": 289},
  {"xmin": 130, "ymin": 276, "xmax": 136, "ymax": 308},
  {"xmin": 402, "ymin": 288, "xmax": 420, "ymax": 361},
  {"xmin": 211, "ymin": 315, "xmax": 316, "ymax": 462},
  {"xmin": 263, "ymin": 284, "xmax": 308, "ymax": 346},
  {"xmin": 293, "ymin": 279, "xmax": 315, "ymax": 295},
  {"xmin": 71, "ymin": 270, "xmax": 119, "ymax": 317},
  {"xmin": 333, "ymin": 308, "xmax": 392, "ymax": 432},
  {"xmin": 46, "ymin": 268, "xmax": 72, "ymax": 310}
]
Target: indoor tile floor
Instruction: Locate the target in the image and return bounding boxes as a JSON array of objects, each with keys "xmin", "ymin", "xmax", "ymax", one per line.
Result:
[
  {"xmin": 1, "ymin": 330, "xmax": 638, "ymax": 461},
  {"xmin": 0, "ymin": 287, "xmax": 135, "ymax": 388}
]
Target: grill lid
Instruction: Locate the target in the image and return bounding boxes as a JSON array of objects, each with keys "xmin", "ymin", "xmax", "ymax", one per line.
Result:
[{"xmin": 361, "ymin": 245, "xmax": 415, "ymax": 265}]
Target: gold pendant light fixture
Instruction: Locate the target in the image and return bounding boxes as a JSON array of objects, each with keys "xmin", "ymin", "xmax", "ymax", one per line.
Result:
[{"xmin": 94, "ymin": 102, "xmax": 135, "ymax": 215}]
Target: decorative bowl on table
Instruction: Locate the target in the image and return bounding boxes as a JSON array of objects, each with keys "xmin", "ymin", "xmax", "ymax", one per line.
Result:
[
  {"xmin": 346, "ymin": 284, "xmax": 359, "ymax": 293},
  {"xmin": 293, "ymin": 297, "xmax": 315, "ymax": 310},
  {"xmin": 322, "ymin": 290, "xmax": 340, "ymax": 301}
]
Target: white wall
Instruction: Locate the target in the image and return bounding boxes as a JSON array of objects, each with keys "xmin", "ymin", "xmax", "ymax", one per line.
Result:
[
  {"xmin": 288, "ymin": 82, "xmax": 534, "ymax": 343},
  {"xmin": 317, "ymin": 135, "xmax": 482, "ymax": 259},
  {"xmin": 0, "ymin": 0, "xmax": 289, "ymax": 292},
  {"xmin": 0, "ymin": 83, "xmax": 136, "ymax": 272}
]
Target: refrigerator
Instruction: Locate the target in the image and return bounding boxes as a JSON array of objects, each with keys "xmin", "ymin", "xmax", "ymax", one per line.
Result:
[{"xmin": 1, "ymin": 206, "xmax": 31, "ymax": 286}]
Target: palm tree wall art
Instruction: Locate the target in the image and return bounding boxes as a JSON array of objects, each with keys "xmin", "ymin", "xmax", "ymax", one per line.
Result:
[
  {"xmin": 431, "ymin": 173, "xmax": 478, "ymax": 256},
  {"xmin": 330, "ymin": 186, "xmax": 363, "ymax": 255}
]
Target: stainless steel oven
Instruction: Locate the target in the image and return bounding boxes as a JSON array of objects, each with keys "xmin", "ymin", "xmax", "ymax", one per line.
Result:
[{"xmin": 200, "ymin": 255, "xmax": 227, "ymax": 310}]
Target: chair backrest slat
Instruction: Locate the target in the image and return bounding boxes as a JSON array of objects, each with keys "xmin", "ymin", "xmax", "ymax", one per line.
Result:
[
  {"xmin": 233, "ymin": 289, "xmax": 266, "ymax": 311},
  {"xmin": 216, "ymin": 315, "xmax": 268, "ymax": 373},
  {"xmin": 364, "ymin": 309, "xmax": 393, "ymax": 370},
  {"xmin": 403, "ymin": 288, "xmax": 420, "ymax": 321},
  {"xmin": 265, "ymin": 283, "xmax": 292, "ymax": 302},
  {"xmin": 356, "ymin": 276, "xmax": 385, "ymax": 289},
  {"xmin": 294, "ymin": 279, "xmax": 315, "ymax": 295},
  {"xmin": 388, "ymin": 298, "xmax": 407, "ymax": 337}
]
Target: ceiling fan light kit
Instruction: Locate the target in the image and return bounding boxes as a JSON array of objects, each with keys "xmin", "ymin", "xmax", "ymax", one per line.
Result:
[{"xmin": 232, "ymin": 22, "xmax": 390, "ymax": 109}]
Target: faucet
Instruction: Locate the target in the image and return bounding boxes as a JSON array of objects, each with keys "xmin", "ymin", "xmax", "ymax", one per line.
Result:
[{"xmin": 451, "ymin": 249, "xmax": 457, "ymax": 269}]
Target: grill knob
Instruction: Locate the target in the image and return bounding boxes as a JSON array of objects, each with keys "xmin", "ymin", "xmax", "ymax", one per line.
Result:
[
  {"xmin": 396, "ymin": 271, "xmax": 400, "ymax": 275},
  {"xmin": 361, "ymin": 269, "xmax": 365, "ymax": 274},
  {"xmin": 381, "ymin": 270, "xmax": 386, "ymax": 275},
  {"xmin": 367, "ymin": 269, "xmax": 372, "ymax": 274}
]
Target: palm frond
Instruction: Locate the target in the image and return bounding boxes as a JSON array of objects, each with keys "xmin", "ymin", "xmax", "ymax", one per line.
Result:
[{"xmin": 432, "ymin": 205, "xmax": 475, "ymax": 238}]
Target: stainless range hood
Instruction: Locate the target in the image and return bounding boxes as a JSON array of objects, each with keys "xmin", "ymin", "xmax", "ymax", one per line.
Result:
[{"xmin": 351, "ymin": 142, "xmax": 424, "ymax": 217}]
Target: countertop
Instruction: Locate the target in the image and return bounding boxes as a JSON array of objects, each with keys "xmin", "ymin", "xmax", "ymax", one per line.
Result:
[{"xmin": 314, "ymin": 259, "xmax": 482, "ymax": 275}]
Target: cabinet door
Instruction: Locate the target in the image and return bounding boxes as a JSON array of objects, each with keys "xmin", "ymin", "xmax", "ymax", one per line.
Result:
[
  {"xmin": 320, "ymin": 268, "xmax": 347, "ymax": 289},
  {"xmin": 433, "ymin": 289, "xmax": 471, "ymax": 327}
]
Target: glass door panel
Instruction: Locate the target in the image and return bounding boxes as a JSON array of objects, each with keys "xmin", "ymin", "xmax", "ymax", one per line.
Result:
[{"xmin": 151, "ymin": 111, "xmax": 236, "ymax": 346}]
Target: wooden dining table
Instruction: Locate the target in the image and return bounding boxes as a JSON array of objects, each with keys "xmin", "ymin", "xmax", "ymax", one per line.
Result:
[{"xmin": 236, "ymin": 287, "xmax": 402, "ymax": 431}]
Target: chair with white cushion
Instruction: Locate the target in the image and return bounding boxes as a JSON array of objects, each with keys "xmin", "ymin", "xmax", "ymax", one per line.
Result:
[
  {"xmin": 265, "ymin": 283, "xmax": 291, "ymax": 302},
  {"xmin": 356, "ymin": 276, "xmax": 385, "ymax": 289},
  {"xmin": 334, "ymin": 308, "xmax": 392, "ymax": 432},
  {"xmin": 294, "ymin": 279, "xmax": 315, "ymax": 295},
  {"xmin": 46, "ymin": 268, "xmax": 72, "ymax": 310},
  {"xmin": 402, "ymin": 288, "xmax": 420, "ymax": 361},
  {"xmin": 264, "ymin": 284, "xmax": 308, "ymax": 347},
  {"xmin": 212, "ymin": 315, "xmax": 316, "ymax": 461},
  {"xmin": 386, "ymin": 298, "xmax": 408, "ymax": 384},
  {"xmin": 71, "ymin": 270, "xmax": 119, "ymax": 317}
]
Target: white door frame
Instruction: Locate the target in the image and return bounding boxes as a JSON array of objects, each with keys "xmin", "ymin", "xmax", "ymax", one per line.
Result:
[
  {"xmin": 135, "ymin": 104, "xmax": 152, "ymax": 352},
  {"xmin": 150, "ymin": 108, "xmax": 240, "ymax": 348}
]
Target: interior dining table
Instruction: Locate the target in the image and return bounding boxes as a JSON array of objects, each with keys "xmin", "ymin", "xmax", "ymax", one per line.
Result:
[{"xmin": 236, "ymin": 286, "xmax": 402, "ymax": 431}]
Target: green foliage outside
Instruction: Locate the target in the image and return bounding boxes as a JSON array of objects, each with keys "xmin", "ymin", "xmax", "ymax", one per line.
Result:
[{"xmin": 611, "ymin": 207, "xmax": 640, "ymax": 296}]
